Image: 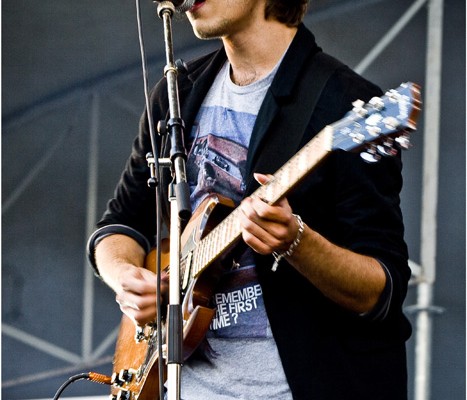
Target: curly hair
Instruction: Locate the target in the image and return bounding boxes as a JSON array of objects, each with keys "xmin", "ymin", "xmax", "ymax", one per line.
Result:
[{"xmin": 265, "ymin": 0, "xmax": 309, "ymax": 27}]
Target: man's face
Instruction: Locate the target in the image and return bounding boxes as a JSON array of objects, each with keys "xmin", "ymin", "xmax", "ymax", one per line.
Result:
[{"xmin": 186, "ymin": 0, "xmax": 267, "ymax": 40}]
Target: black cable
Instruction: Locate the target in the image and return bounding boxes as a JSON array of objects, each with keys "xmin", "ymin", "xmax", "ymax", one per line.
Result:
[
  {"xmin": 53, "ymin": 373, "xmax": 89, "ymax": 400},
  {"xmin": 53, "ymin": 372, "xmax": 112, "ymax": 400},
  {"xmin": 135, "ymin": 0, "xmax": 160, "ymax": 162}
]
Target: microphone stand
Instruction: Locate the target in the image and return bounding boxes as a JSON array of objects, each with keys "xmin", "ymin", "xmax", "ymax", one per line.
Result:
[{"xmin": 155, "ymin": 2, "xmax": 192, "ymax": 400}]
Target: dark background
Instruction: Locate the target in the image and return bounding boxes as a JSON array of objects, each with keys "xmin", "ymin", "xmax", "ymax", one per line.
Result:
[{"xmin": 2, "ymin": 0, "xmax": 465, "ymax": 398}]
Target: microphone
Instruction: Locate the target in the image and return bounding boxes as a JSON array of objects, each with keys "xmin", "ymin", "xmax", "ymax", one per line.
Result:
[{"xmin": 154, "ymin": 0, "xmax": 196, "ymax": 13}]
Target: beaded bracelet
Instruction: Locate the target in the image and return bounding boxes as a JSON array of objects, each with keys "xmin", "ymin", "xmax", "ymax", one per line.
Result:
[{"xmin": 271, "ymin": 214, "xmax": 305, "ymax": 272}]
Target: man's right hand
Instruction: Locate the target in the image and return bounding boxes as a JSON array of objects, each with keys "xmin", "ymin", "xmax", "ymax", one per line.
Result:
[
  {"xmin": 95, "ymin": 234, "xmax": 169, "ymax": 327},
  {"xmin": 114, "ymin": 264, "xmax": 169, "ymax": 326}
]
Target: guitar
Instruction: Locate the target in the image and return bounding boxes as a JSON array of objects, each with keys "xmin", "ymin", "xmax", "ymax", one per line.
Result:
[{"xmin": 109, "ymin": 82, "xmax": 421, "ymax": 399}]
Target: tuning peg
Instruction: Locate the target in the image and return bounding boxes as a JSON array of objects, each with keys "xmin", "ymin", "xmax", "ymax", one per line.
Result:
[
  {"xmin": 395, "ymin": 134, "xmax": 412, "ymax": 150},
  {"xmin": 352, "ymin": 99, "xmax": 368, "ymax": 117},
  {"xmin": 377, "ymin": 138, "xmax": 398, "ymax": 157},
  {"xmin": 382, "ymin": 116, "xmax": 400, "ymax": 130},
  {"xmin": 385, "ymin": 88, "xmax": 402, "ymax": 103},
  {"xmin": 366, "ymin": 125, "xmax": 382, "ymax": 137},
  {"xmin": 360, "ymin": 145, "xmax": 381, "ymax": 163},
  {"xmin": 350, "ymin": 131, "xmax": 365, "ymax": 144},
  {"xmin": 368, "ymin": 96, "xmax": 385, "ymax": 111}
]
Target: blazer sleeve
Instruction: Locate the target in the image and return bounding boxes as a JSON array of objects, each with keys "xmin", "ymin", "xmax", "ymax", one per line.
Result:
[
  {"xmin": 87, "ymin": 81, "xmax": 169, "ymax": 275},
  {"xmin": 290, "ymin": 66, "xmax": 410, "ymax": 321}
]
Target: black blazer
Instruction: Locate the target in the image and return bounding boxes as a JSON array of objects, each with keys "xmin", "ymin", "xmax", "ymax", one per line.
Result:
[{"xmin": 93, "ymin": 24, "xmax": 412, "ymax": 399}]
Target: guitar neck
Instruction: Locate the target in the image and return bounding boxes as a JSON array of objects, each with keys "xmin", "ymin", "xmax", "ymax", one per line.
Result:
[
  {"xmin": 191, "ymin": 127, "xmax": 334, "ymax": 277},
  {"xmin": 189, "ymin": 82, "xmax": 422, "ymax": 278}
]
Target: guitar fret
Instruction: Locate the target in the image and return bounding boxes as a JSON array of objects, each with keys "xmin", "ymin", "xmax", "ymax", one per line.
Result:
[
  {"xmin": 199, "ymin": 240, "xmax": 208, "ymax": 274},
  {"xmin": 201, "ymin": 240, "xmax": 209, "ymax": 273},
  {"xmin": 193, "ymin": 242, "xmax": 201, "ymax": 276},
  {"xmin": 213, "ymin": 228, "xmax": 220, "ymax": 261},
  {"xmin": 219, "ymin": 222, "xmax": 228, "ymax": 253},
  {"xmin": 211, "ymin": 229, "xmax": 218, "ymax": 263}
]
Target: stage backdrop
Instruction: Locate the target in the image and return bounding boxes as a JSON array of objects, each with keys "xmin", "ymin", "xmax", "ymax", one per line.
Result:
[{"xmin": 2, "ymin": 0, "xmax": 465, "ymax": 399}]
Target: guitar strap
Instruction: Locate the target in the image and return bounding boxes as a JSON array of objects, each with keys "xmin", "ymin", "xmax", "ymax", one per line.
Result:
[{"xmin": 244, "ymin": 50, "xmax": 343, "ymax": 195}]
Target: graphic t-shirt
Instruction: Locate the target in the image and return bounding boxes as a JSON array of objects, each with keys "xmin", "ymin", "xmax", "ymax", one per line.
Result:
[
  {"xmin": 180, "ymin": 60, "xmax": 293, "ymax": 400},
  {"xmin": 186, "ymin": 61, "xmax": 274, "ymax": 339},
  {"xmin": 187, "ymin": 63, "xmax": 269, "ymax": 212}
]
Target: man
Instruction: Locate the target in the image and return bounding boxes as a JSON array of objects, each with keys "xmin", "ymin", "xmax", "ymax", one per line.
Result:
[{"xmin": 88, "ymin": 0, "xmax": 412, "ymax": 398}]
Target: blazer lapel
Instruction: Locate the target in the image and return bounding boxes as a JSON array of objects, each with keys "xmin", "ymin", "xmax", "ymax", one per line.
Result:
[{"xmin": 244, "ymin": 25, "xmax": 321, "ymax": 195}]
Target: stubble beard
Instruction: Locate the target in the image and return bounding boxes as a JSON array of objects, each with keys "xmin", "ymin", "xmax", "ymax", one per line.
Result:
[{"xmin": 190, "ymin": 17, "xmax": 235, "ymax": 40}]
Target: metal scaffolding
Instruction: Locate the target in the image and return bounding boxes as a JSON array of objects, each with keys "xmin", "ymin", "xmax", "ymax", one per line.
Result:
[{"xmin": 353, "ymin": 1, "xmax": 445, "ymax": 398}]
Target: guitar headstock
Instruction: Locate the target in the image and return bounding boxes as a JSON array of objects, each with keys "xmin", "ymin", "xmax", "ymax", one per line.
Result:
[{"xmin": 332, "ymin": 82, "xmax": 422, "ymax": 161}]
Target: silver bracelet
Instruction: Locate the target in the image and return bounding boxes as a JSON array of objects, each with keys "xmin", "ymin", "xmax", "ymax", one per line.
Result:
[{"xmin": 271, "ymin": 214, "xmax": 305, "ymax": 272}]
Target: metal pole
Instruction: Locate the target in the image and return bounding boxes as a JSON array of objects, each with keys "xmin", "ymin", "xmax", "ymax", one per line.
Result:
[
  {"xmin": 156, "ymin": 3, "xmax": 192, "ymax": 399},
  {"xmin": 350, "ymin": 0, "xmax": 445, "ymax": 397},
  {"xmin": 354, "ymin": 0, "xmax": 428, "ymax": 75},
  {"xmin": 82, "ymin": 92, "xmax": 100, "ymax": 360},
  {"xmin": 413, "ymin": 0, "xmax": 444, "ymax": 399}
]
